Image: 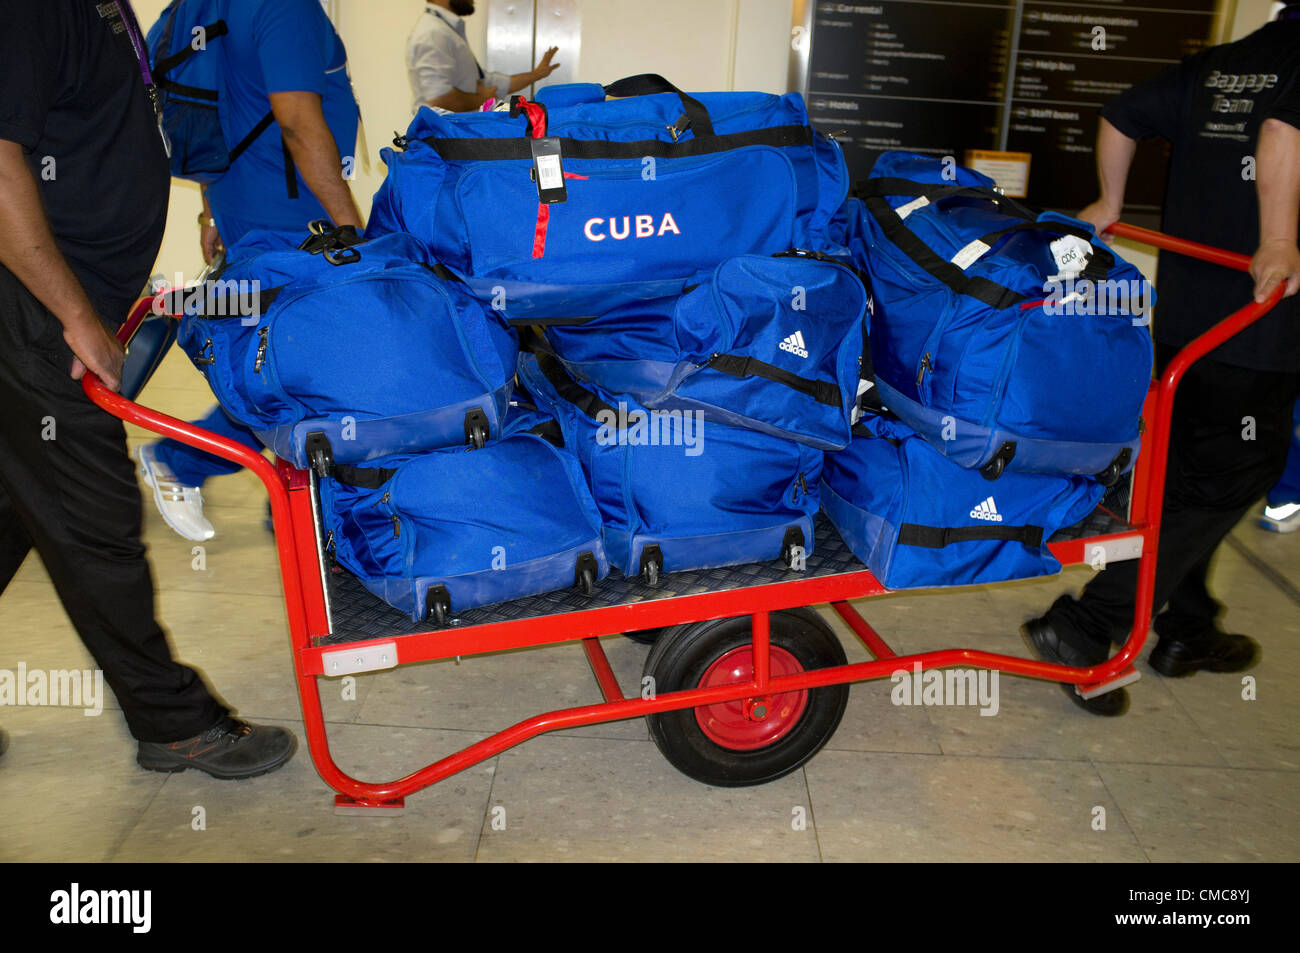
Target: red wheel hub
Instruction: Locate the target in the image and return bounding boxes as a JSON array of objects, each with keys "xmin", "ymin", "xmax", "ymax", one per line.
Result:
[{"xmin": 695, "ymin": 646, "xmax": 808, "ymax": 750}]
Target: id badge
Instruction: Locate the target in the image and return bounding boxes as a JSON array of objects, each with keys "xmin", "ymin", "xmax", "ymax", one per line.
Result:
[{"xmin": 158, "ymin": 117, "xmax": 173, "ymax": 159}]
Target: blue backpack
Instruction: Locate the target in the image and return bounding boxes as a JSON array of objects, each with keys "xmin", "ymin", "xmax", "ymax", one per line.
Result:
[
  {"xmin": 543, "ymin": 251, "xmax": 873, "ymax": 451},
  {"xmin": 175, "ymin": 226, "xmax": 517, "ymax": 470},
  {"xmin": 518, "ymin": 352, "xmax": 821, "ymax": 584},
  {"xmin": 145, "ymin": 0, "xmax": 279, "ymax": 184},
  {"xmin": 822, "ymin": 413, "xmax": 1104, "ymax": 590},
  {"xmin": 367, "ymin": 75, "xmax": 848, "ymax": 320},
  {"xmin": 319, "ymin": 411, "xmax": 609, "ymax": 624},
  {"xmin": 851, "ymin": 152, "xmax": 1154, "ymax": 482}
]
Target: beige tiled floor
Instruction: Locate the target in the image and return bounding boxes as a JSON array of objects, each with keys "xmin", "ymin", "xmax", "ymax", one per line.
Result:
[{"xmin": 1, "ymin": 349, "xmax": 1297, "ymax": 862}]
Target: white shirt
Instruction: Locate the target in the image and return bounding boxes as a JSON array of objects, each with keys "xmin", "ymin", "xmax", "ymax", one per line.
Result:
[{"xmin": 406, "ymin": 6, "xmax": 510, "ymax": 114}]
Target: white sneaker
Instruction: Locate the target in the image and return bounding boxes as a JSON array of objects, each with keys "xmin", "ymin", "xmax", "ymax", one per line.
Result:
[
  {"xmin": 136, "ymin": 444, "xmax": 215, "ymax": 542},
  {"xmin": 1260, "ymin": 501, "xmax": 1300, "ymax": 534}
]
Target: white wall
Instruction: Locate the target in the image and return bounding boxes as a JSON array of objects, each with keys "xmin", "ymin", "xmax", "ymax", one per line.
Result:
[{"xmin": 137, "ymin": 0, "xmax": 795, "ymax": 283}]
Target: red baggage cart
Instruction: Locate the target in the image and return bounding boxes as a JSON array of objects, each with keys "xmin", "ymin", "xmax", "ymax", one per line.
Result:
[{"xmin": 84, "ymin": 224, "xmax": 1286, "ymax": 811}]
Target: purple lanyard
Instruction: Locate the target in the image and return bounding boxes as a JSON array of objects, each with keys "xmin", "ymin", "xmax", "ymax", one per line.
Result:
[{"xmin": 114, "ymin": 0, "xmax": 156, "ymax": 91}]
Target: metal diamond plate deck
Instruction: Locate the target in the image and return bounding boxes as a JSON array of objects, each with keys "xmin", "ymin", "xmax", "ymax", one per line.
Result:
[{"xmin": 316, "ymin": 500, "xmax": 1136, "ymax": 646}]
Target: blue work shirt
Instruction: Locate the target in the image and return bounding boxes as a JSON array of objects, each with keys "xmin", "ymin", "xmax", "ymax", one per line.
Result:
[{"xmin": 206, "ymin": 0, "xmax": 359, "ymax": 245}]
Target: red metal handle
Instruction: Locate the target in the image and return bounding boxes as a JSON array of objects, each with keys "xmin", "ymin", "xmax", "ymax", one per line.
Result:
[
  {"xmin": 1097, "ymin": 221, "xmax": 1286, "ymax": 677},
  {"xmin": 1105, "ymin": 221, "xmax": 1255, "ymax": 272}
]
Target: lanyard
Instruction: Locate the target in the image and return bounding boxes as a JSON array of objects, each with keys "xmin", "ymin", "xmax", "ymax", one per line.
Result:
[
  {"xmin": 428, "ymin": 6, "xmax": 485, "ymax": 80},
  {"xmin": 114, "ymin": 0, "xmax": 171, "ymax": 156},
  {"xmin": 114, "ymin": 1, "xmax": 156, "ymax": 90}
]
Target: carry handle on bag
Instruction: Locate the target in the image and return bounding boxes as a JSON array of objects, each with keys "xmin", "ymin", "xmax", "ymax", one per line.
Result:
[
  {"xmin": 602, "ymin": 74, "xmax": 716, "ymax": 138},
  {"xmin": 857, "ymin": 178, "xmax": 1040, "ymax": 221},
  {"xmin": 859, "ymin": 178, "xmax": 1113, "ymax": 310}
]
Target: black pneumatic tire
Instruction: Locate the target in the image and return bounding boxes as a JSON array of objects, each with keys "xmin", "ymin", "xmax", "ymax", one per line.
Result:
[{"xmin": 643, "ymin": 608, "xmax": 849, "ymax": 787}]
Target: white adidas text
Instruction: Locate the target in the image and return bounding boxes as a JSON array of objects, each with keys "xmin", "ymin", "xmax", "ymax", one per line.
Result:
[
  {"xmin": 970, "ymin": 497, "xmax": 1003, "ymax": 522},
  {"xmin": 779, "ymin": 331, "xmax": 809, "ymax": 359}
]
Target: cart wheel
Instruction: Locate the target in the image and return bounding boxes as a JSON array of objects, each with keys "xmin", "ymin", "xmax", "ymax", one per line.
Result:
[
  {"xmin": 643, "ymin": 608, "xmax": 848, "ymax": 787},
  {"xmin": 622, "ymin": 628, "xmax": 662, "ymax": 645}
]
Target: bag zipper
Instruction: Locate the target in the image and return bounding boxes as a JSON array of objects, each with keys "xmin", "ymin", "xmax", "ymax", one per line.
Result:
[
  {"xmin": 915, "ymin": 351, "xmax": 934, "ymax": 387},
  {"xmin": 253, "ymin": 327, "xmax": 269, "ymax": 373}
]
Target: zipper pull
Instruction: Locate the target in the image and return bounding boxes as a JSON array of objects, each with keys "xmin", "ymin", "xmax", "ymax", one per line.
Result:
[
  {"xmin": 391, "ymin": 515, "xmax": 401, "ymax": 539},
  {"xmin": 253, "ymin": 327, "xmax": 270, "ymax": 373},
  {"xmin": 380, "ymin": 491, "xmax": 390, "ymax": 504},
  {"xmin": 916, "ymin": 352, "xmax": 933, "ymax": 387},
  {"xmin": 798, "ymin": 472, "xmax": 810, "ymax": 496},
  {"xmin": 325, "ymin": 529, "xmax": 336, "ymax": 558}
]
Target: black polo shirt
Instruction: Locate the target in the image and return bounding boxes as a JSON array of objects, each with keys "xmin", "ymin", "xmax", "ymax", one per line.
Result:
[
  {"xmin": 1101, "ymin": 18, "xmax": 1300, "ymax": 373},
  {"xmin": 0, "ymin": 0, "xmax": 170, "ymax": 327}
]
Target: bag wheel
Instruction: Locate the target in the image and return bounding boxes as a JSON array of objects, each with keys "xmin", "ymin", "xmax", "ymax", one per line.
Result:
[
  {"xmin": 979, "ymin": 440, "xmax": 1017, "ymax": 482},
  {"xmin": 578, "ymin": 566, "xmax": 596, "ymax": 596},
  {"xmin": 468, "ymin": 425, "xmax": 487, "ymax": 450},
  {"xmin": 642, "ymin": 608, "xmax": 849, "ymax": 787},
  {"xmin": 425, "ymin": 586, "xmax": 451, "ymax": 627},
  {"xmin": 639, "ymin": 545, "xmax": 664, "ymax": 588},
  {"xmin": 1095, "ymin": 447, "xmax": 1133, "ymax": 487}
]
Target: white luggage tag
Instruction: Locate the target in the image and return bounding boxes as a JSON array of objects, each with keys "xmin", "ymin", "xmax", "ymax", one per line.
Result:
[
  {"xmin": 531, "ymin": 137, "xmax": 568, "ymax": 204},
  {"xmin": 1047, "ymin": 234, "xmax": 1095, "ymax": 283}
]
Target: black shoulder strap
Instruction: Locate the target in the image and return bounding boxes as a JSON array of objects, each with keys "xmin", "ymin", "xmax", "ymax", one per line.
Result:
[
  {"xmin": 533, "ymin": 351, "xmax": 625, "ymax": 423},
  {"xmin": 861, "ymin": 193, "xmax": 1030, "ymax": 310},
  {"xmin": 153, "ymin": 19, "xmax": 231, "ymax": 77},
  {"xmin": 971, "ymin": 221, "xmax": 1115, "ymax": 281},
  {"xmin": 705, "ymin": 354, "xmax": 841, "ymax": 408}
]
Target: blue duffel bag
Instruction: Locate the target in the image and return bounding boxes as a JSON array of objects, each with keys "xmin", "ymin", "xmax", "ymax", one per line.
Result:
[
  {"xmin": 851, "ymin": 151, "xmax": 1154, "ymax": 483},
  {"xmin": 319, "ymin": 409, "xmax": 609, "ymax": 623},
  {"xmin": 367, "ymin": 74, "xmax": 848, "ymax": 321},
  {"xmin": 822, "ymin": 413, "xmax": 1103, "ymax": 590},
  {"xmin": 518, "ymin": 352, "xmax": 821, "ymax": 584},
  {"xmin": 543, "ymin": 251, "xmax": 874, "ymax": 451},
  {"xmin": 175, "ymin": 225, "xmax": 517, "ymax": 470}
]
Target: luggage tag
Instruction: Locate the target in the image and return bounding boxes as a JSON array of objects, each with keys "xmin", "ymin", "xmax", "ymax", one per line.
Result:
[{"xmin": 531, "ymin": 137, "xmax": 568, "ymax": 204}]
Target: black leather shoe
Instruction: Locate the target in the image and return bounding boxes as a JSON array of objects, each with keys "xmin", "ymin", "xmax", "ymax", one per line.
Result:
[
  {"xmin": 1021, "ymin": 617, "xmax": 1128, "ymax": 717},
  {"xmin": 138, "ymin": 718, "xmax": 297, "ymax": 780},
  {"xmin": 1148, "ymin": 631, "xmax": 1259, "ymax": 678}
]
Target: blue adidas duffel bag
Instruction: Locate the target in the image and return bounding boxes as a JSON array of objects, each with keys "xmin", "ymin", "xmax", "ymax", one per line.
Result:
[
  {"xmin": 518, "ymin": 352, "xmax": 821, "ymax": 583},
  {"xmin": 367, "ymin": 74, "xmax": 848, "ymax": 320},
  {"xmin": 822, "ymin": 413, "xmax": 1104, "ymax": 590},
  {"xmin": 319, "ymin": 410, "xmax": 609, "ymax": 623},
  {"xmin": 175, "ymin": 226, "xmax": 517, "ymax": 470},
  {"xmin": 852, "ymin": 151, "xmax": 1154, "ymax": 482},
  {"xmin": 543, "ymin": 251, "xmax": 873, "ymax": 451}
]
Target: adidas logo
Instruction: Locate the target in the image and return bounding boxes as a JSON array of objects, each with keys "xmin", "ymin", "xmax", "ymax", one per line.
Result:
[
  {"xmin": 779, "ymin": 330, "xmax": 809, "ymax": 359},
  {"xmin": 970, "ymin": 497, "xmax": 1003, "ymax": 522}
]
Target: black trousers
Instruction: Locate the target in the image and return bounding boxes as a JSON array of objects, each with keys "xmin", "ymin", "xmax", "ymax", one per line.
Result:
[
  {"xmin": 1048, "ymin": 342, "xmax": 1300, "ymax": 659},
  {"xmin": 0, "ymin": 265, "xmax": 227, "ymax": 742}
]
